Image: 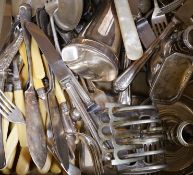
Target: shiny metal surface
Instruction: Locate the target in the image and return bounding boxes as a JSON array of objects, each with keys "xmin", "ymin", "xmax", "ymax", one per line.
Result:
[
  {"xmin": 53, "ymin": 0, "xmax": 83, "ymax": 31},
  {"xmin": 62, "ymin": 0, "xmax": 121, "ymax": 81},
  {"xmin": 136, "ymin": 17, "xmax": 156, "ymax": 49},
  {"xmin": 24, "ymin": 21, "xmax": 96, "ymax": 111},
  {"xmin": 151, "ymin": 0, "xmax": 168, "ymax": 37},
  {"xmin": 158, "ymin": 0, "xmax": 184, "ymax": 15},
  {"xmin": 11, "ymin": 0, "xmax": 45, "ymax": 17},
  {"xmin": 114, "ymin": 19, "xmax": 178, "ymax": 92},
  {"xmin": 24, "ymin": 21, "xmax": 102, "ymax": 151},
  {"xmin": 4, "ymin": 0, "xmax": 193, "ymax": 174},
  {"xmin": 19, "ymin": 3, "xmax": 47, "ymax": 169},
  {"xmin": 48, "ymin": 92, "xmax": 69, "ymax": 170},
  {"xmin": 114, "ymin": 0, "xmax": 193, "ymax": 92},
  {"xmin": 150, "ymin": 53, "xmax": 193, "ymax": 104},
  {"xmin": 98, "ymin": 104, "xmax": 166, "ymax": 174},
  {"xmin": 158, "ymin": 98, "xmax": 193, "ymax": 173}
]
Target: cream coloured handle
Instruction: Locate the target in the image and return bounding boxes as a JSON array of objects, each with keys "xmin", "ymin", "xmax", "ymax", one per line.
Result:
[
  {"xmin": 114, "ymin": 0, "xmax": 143, "ymax": 60},
  {"xmin": 16, "ymin": 147, "xmax": 31, "ymax": 175}
]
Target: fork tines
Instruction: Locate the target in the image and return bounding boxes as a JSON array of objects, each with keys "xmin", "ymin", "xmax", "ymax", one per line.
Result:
[{"xmin": 0, "ymin": 90, "xmax": 24, "ymax": 124}]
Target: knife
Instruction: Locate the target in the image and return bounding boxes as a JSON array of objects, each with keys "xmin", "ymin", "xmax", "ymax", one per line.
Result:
[
  {"xmin": 114, "ymin": 0, "xmax": 193, "ymax": 92},
  {"xmin": 25, "ymin": 21, "xmax": 101, "ymax": 146},
  {"xmin": 31, "ymin": 34, "xmax": 70, "ymax": 170},
  {"xmin": 19, "ymin": 3, "xmax": 47, "ymax": 169}
]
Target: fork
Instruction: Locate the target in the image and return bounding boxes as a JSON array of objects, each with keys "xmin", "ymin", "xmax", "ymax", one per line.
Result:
[
  {"xmin": 151, "ymin": 0, "xmax": 168, "ymax": 36},
  {"xmin": 0, "ymin": 89, "xmax": 24, "ymax": 123},
  {"xmin": 158, "ymin": 0, "xmax": 184, "ymax": 15}
]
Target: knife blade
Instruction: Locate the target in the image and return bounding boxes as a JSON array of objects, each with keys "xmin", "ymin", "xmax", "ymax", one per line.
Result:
[{"xmin": 48, "ymin": 92, "xmax": 69, "ymax": 170}]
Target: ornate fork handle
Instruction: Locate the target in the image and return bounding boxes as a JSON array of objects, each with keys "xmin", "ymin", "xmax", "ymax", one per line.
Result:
[
  {"xmin": 0, "ymin": 32, "xmax": 23, "ymax": 71},
  {"xmin": 114, "ymin": 20, "xmax": 178, "ymax": 92}
]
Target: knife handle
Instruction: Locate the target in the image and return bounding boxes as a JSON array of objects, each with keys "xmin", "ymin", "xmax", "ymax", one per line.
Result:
[
  {"xmin": 7, "ymin": 147, "xmax": 16, "ymax": 170},
  {"xmin": 33, "ymin": 77, "xmax": 44, "ymax": 90},
  {"xmin": 19, "ymin": 42, "xmax": 28, "ymax": 87},
  {"xmin": 16, "ymin": 147, "xmax": 31, "ymax": 175},
  {"xmin": 14, "ymin": 90, "xmax": 28, "ymax": 147},
  {"xmin": 31, "ymin": 37, "xmax": 45, "ymax": 79},
  {"xmin": 55, "ymin": 79, "xmax": 66, "ymax": 104},
  {"xmin": 5, "ymin": 125, "xmax": 18, "ymax": 169}
]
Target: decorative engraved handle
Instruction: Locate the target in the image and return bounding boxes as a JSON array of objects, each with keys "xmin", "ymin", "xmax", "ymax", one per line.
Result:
[{"xmin": 0, "ymin": 32, "xmax": 23, "ymax": 71}]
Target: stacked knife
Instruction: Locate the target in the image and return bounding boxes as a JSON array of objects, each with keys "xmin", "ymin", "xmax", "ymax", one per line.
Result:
[{"xmin": 1, "ymin": 0, "xmax": 193, "ymax": 174}]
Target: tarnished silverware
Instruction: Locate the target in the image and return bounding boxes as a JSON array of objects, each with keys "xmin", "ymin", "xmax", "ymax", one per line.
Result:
[
  {"xmin": 158, "ymin": 0, "xmax": 184, "ymax": 15},
  {"xmin": 62, "ymin": 0, "xmax": 121, "ymax": 81},
  {"xmin": 33, "ymin": 42, "xmax": 69, "ymax": 170},
  {"xmin": 19, "ymin": 3, "xmax": 47, "ymax": 169},
  {"xmin": 81, "ymin": 79, "xmax": 108, "ymax": 110},
  {"xmin": 150, "ymin": 26, "xmax": 193, "ymax": 104},
  {"xmin": 118, "ymin": 54, "xmax": 131, "ymax": 105},
  {"xmin": 25, "ymin": 21, "xmax": 102, "ymax": 150},
  {"xmin": 157, "ymin": 98, "xmax": 193, "ymax": 173},
  {"xmin": 0, "ymin": 30, "xmax": 24, "ymax": 123},
  {"xmin": 136, "ymin": 17, "xmax": 156, "ymax": 49},
  {"xmin": 53, "ymin": 0, "xmax": 83, "ymax": 31},
  {"xmin": 45, "ymin": 0, "xmax": 61, "ymax": 53},
  {"xmin": 0, "ymin": 17, "xmax": 24, "ymax": 169},
  {"xmin": 47, "ymin": 89, "xmax": 69, "ymax": 170},
  {"xmin": 151, "ymin": 0, "xmax": 168, "ymax": 36},
  {"xmin": 98, "ymin": 104, "xmax": 166, "ymax": 174},
  {"xmin": 150, "ymin": 53, "xmax": 193, "ymax": 104},
  {"xmin": 114, "ymin": 0, "xmax": 193, "ymax": 92},
  {"xmin": 78, "ymin": 133, "xmax": 104, "ymax": 175},
  {"xmin": 59, "ymin": 102, "xmax": 76, "ymax": 163}
]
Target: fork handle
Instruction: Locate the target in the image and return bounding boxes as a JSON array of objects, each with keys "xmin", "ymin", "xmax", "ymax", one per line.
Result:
[{"xmin": 114, "ymin": 20, "xmax": 178, "ymax": 92}]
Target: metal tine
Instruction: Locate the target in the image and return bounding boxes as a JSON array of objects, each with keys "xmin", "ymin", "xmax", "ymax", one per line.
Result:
[
  {"xmin": 0, "ymin": 100, "xmax": 10, "ymax": 114},
  {"xmin": 151, "ymin": 0, "xmax": 168, "ymax": 36},
  {"xmin": 79, "ymin": 133, "xmax": 104, "ymax": 175},
  {"xmin": 0, "ymin": 90, "xmax": 14, "ymax": 110},
  {"xmin": 0, "ymin": 108, "xmax": 8, "ymax": 119},
  {"xmin": 158, "ymin": 0, "xmax": 184, "ymax": 15}
]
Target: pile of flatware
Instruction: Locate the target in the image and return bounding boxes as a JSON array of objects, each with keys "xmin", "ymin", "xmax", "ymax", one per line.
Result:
[{"xmin": 1, "ymin": 0, "xmax": 193, "ymax": 174}]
